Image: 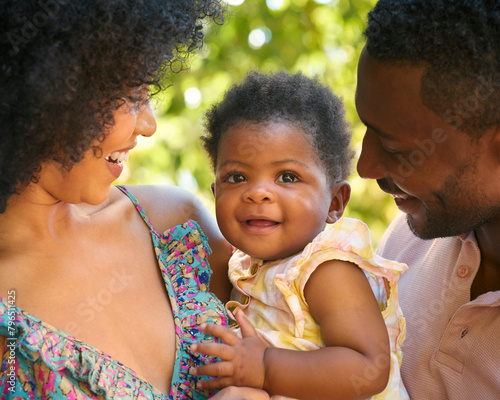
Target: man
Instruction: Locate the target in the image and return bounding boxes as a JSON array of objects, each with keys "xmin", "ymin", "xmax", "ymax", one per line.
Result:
[{"xmin": 355, "ymin": 1, "xmax": 500, "ymax": 399}]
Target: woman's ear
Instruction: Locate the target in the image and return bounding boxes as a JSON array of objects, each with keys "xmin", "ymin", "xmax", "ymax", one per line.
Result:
[
  {"xmin": 211, "ymin": 182, "xmax": 216, "ymax": 198},
  {"xmin": 326, "ymin": 181, "xmax": 351, "ymax": 224}
]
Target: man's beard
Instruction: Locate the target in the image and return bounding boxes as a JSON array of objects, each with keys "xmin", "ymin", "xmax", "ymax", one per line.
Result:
[
  {"xmin": 406, "ymin": 200, "xmax": 500, "ymax": 240},
  {"xmin": 405, "ymin": 177, "xmax": 500, "ymax": 240}
]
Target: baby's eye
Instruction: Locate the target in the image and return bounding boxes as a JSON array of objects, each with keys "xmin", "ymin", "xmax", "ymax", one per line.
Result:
[
  {"xmin": 225, "ymin": 173, "xmax": 247, "ymax": 183},
  {"xmin": 277, "ymin": 172, "xmax": 299, "ymax": 183}
]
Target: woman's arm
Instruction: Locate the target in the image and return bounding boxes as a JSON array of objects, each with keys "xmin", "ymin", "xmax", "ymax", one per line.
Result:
[{"xmin": 193, "ymin": 260, "xmax": 391, "ymax": 400}]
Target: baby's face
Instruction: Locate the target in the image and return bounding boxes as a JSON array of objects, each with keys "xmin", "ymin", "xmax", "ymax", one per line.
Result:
[{"xmin": 212, "ymin": 121, "xmax": 340, "ymax": 261}]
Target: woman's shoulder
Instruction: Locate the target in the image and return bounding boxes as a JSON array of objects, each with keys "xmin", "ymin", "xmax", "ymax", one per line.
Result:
[
  {"xmin": 113, "ymin": 184, "xmax": 206, "ymax": 233},
  {"xmin": 115, "ymin": 184, "xmax": 232, "ymax": 302}
]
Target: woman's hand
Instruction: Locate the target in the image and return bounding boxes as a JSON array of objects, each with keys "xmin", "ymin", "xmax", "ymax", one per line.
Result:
[
  {"xmin": 210, "ymin": 386, "xmax": 270, "ymax": 400},
  {"xmin": 192, "ymin": 310, "xmax": 269, "ymax": 390}
]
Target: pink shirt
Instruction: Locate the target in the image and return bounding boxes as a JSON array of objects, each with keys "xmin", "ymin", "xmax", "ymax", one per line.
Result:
[{"xmin": 377, "ymin": 213, "xmax": 500, "ymax": 400}]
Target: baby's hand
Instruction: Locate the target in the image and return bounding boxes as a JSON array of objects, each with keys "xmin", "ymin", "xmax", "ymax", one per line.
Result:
[{"xmin": 192, "ymin": 310, "xmax": 269, "ymax": 391}]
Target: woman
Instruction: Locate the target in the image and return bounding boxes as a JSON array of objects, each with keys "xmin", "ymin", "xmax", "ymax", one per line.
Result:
[{"xmin": 0, "ymin": 1, "xmax": 267, "ymax": 399}]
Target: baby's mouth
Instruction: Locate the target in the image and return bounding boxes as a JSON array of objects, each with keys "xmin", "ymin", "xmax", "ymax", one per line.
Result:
[
  {"xmin": 105, "ymin": 151, "xmax": 129, "ymax": 165},
  {"xmin": 246, "ymin": 219, "xmax": 279, "ymax": 227}
]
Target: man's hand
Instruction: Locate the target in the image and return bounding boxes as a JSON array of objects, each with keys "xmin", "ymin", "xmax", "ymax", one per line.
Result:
[{"xmin": 192, "ymin": 310, "xmax": 269, "ymax": 390}]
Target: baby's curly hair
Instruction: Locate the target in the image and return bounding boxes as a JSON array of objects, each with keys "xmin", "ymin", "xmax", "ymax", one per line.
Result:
[
  {"xmin": 202, "ymin": 71, "xmax": 354, "ymax": 183},
  {"xmin": 364, "ymin": 0, "xmax": 500, "ymax": 136},
  {"xmin": 0, "ymin": 0, "xmax": 224, "ymax": 213}
]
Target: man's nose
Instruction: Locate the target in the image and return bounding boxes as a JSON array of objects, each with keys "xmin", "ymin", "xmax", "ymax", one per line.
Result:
[{"xmin": 357, "ymin": 132, "xmax": 386, "ymax": 180}]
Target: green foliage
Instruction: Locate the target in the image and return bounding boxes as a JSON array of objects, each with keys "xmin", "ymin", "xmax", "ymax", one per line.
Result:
[{"xmin": 118, "ymin": 0, "xmax": 399, "ymax": 245}]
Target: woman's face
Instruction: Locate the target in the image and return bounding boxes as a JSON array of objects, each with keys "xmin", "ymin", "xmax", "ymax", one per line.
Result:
[{"xmin": 33, "ymin": 90, "xmax": 156, "ymax": 207}]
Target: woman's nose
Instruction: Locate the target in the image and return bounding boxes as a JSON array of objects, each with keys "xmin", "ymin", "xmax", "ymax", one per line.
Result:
[
  {"xmin": 356, "ymin": 132, "xmax": 386, "ymax": 180},
  {"xmin": 135, "ymin": 99, "xmax": 157, "ymax": 138}
]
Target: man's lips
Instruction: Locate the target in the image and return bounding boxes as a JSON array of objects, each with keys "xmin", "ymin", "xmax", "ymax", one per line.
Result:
[
  {"xmin": 376, "ymin": 179, "xmax": 422, "ymax": 213},
  {"xmin": 383, "ymin": 191, "xmax": 417, "ymax": 212},
  {"xmin": 390, "ymin": 193, "xmax": 410, "ymax": 201},
  {"xmin": 377, "ymin": 179, "xmax": 411, "ymax": 200}
]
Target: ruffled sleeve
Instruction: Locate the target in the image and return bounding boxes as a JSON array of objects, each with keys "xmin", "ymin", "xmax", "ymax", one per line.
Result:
[
  {"xmin": 294, "ymin": 218, "xmax": 407, "ymax": 301},
  {"xmin": 227, "ymin": 217, "xmax": 407, "ymax": 349}
]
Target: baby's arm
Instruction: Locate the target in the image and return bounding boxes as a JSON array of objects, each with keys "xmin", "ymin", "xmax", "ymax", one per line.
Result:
[{"xmin": 193, "ymin": 259, "xmax": 391, "ymax": 400}]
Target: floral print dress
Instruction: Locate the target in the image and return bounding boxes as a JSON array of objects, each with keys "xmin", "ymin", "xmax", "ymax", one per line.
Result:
[{"xmin": 0, "ymin": 185, "xmax": 228, "ymax": 399}]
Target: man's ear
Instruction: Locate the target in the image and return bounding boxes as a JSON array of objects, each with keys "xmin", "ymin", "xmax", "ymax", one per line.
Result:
[
  {"xmin": 210, "ymin": 182, "xmax": 216, "ymax": 198},
  {"xmin": 326, "ymin": 181, "xmax": 351, "ymax": 224}
]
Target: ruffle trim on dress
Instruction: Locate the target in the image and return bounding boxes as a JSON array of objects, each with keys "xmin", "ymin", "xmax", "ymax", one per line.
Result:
[
  {"xmin": 154, "ymin": 220, "xmax": 228, "ymax": 399},
  {"xmin": 286, "ymin": 217, "xmax": 408, "ymax": 287},
  {"xmin": 230, "ymin": 217, "xmax": 407, "ymax": 290},
  {"xmin": 0, "ymin": 299, "xmax": 167, "ymax": 399},
  {"xmin": 228, "ymin": 217, "xmax": 408, "ymax": 339}
]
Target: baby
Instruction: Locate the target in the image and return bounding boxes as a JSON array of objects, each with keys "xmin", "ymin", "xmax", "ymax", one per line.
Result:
[{"xmin": 193, "ymin": 71, "xmax": 409, "ymax": 400}]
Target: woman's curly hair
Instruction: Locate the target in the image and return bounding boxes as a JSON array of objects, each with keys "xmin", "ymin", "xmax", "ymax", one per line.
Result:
[
  {"xmin": 364, "ymin": 0, "xmax": 500, "ymax": 136},
  {"xmin": 202, "ymin": 70, "xmax": 354, "ymax": 183},
  {"xmin": 0, "ymin": 0, "xmax": 224, "ymax": 213}
]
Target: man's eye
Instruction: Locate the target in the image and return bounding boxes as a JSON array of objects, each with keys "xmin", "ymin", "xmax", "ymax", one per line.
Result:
[
  {"xmin": 383, "ymin": 147, "xmax": 403, "ymax": 156},
  {"xmin": 379, "ymin": 141, "xmax": 404, "ymax": 156},
  {"xmin": 226, "ymin": 173, "xmax": 246, "ymax": 183},
  {"xmin": 277, "ymin": 172, "xmax": 298, "ymax": 183}
]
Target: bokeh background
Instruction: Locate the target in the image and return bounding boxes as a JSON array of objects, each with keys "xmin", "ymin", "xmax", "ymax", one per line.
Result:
[{"xmin": 117, "ymin": 0, "xmax": 400, "ymax": 245}]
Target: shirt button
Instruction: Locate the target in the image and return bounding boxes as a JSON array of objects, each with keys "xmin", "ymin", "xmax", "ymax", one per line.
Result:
[
  {"xmin": 457, "ymin": 265, "xmax": 470, "ymax": 278},
  {"xmin": 460, "ymin": 328, "xmax": 469, "ymax": 338}
]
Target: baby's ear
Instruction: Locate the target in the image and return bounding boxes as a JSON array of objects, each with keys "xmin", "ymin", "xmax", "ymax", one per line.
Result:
[
  {"xmin": 326, "ymin": 181, "xmax": 351, "ymax": 224},
  {"xmin": 210, "ymin": 182, "xmax": 216, "ymax": 198}
]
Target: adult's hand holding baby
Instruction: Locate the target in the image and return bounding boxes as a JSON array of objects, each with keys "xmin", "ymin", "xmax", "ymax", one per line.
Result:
[{"xmin": 210, "ymin": 386, "xmax": 270, "ymax": 400}]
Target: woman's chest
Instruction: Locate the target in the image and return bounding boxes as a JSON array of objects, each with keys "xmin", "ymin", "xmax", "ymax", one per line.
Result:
[{"xmin": 3, "ymin": 234, "xmax": 177, "ymax": 396}]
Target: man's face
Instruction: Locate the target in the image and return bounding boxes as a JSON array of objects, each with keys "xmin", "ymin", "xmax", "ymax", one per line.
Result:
[{"xmin": 355, "ymin": 47, "xmax": 500, "ymax": 239}]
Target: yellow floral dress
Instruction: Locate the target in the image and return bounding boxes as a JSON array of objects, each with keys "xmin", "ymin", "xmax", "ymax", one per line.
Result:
[{"xmin": 227, "ymin": 217, "xmax": 409, "ymax": 400}]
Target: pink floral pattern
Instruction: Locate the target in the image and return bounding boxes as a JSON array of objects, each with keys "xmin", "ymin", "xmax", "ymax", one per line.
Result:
[{"xmin": 0, "ymin": 186, "xmax": 228, "ymax": 399}]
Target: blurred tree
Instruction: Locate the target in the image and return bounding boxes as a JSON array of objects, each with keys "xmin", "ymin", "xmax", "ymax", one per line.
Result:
[{"xmin": 118, "ymin": 0, "xmax": 399, "ymax": 245}]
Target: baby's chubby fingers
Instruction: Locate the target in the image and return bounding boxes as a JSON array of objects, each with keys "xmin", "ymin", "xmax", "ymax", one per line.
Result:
[
  {"xmin": 198, "ymin": 322, "xmax": 240, "ymax": 345},
  {"xmin": 196, "ymin": 376, "xmax": 234, "ymax": 391},
  {"xmin": 191, "ymin": 341, "xmax": 234, "ymax": 360},
  {"xmin": 193, "ymin": 360, "xmax": 234, "ymax": 379}
]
